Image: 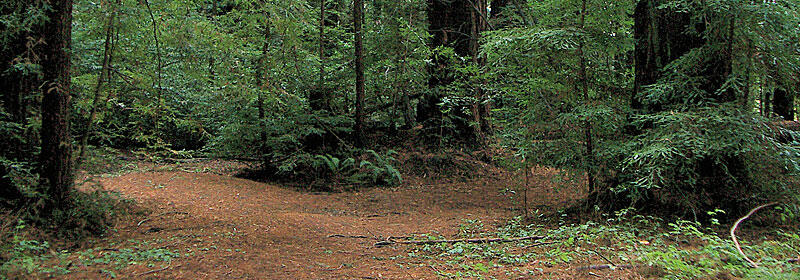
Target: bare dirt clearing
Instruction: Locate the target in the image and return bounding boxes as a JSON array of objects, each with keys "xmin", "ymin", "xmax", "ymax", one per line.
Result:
[{"xmin": 53, "ymin": 160, "xmax": 634, "ymax": 279}]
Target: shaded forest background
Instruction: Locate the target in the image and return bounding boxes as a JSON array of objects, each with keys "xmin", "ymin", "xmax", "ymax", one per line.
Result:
[{"xmin": 0, "ymin": 0, "xmax": 799, "ymax": 235}]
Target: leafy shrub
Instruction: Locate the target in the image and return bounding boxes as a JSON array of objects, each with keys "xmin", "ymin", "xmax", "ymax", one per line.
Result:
[
  {"xmin": 615, "ymin": 107, "xmax": 800, "ymax": 215},
  {"xmin": 312, "ymin": 149, "xmax": 402, "ymax": 189}
]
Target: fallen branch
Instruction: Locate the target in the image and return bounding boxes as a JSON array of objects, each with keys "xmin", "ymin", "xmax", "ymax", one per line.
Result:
[
  {"xmin": 589, "ymin": 249, "xmax": 617, "ymax": 267},
  {"xmin": 522, "ymin": 241, "xmax": 559, "ymax": 249},
  {"xmin": 730, "ymin": 202, "xmax": 778, "ymax": 268},
  {"xmin": 328, "ymin": 234, "xmax": 370, "ymax": 239},
  {"xmin": 376, "ymin": 235, "xmax": 546, "ymax": 247},
  {"xmin": 137, "ymin": 211, "xmax": 190, "ymax": 227},
  {"xmin": 138, "ymin": 264, "xmax": 180, "ymax": 276},
  {"xmin": 575, "ymin": 264, "xmax": 634, "ymax": 271}
]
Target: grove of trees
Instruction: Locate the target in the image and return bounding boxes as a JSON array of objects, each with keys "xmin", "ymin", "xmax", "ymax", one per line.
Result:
[{"xmin": 1, "ymin": 0, "xmax": 798, "ymax": 225}]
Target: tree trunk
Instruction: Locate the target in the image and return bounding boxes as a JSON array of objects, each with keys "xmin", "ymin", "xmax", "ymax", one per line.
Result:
[
  {"xmin": 256, "ymin": 16, "xmax": 272, "ymax": 161},
  {"xmin": 398, "ymin": 11, "xmax": 415, "ymax": 129},
  {"xmin": 577, "ymin": 0, "xmax": 595, "ymax": 193},
  {"xmin": 633, "ymin": 0, "xmax": 705, "ymax": 111},
  {"xmin": 39, "ymin": 0, "xmax": 74, "ymax": 209},
  {"xmin": 470, "ymin": 0, "xmax": 491, "ymax": 143},
  {"xmin": 76, "ymin": 0, "xmax": 119, "ymax": 167},
  {"xmin": 773, "ymin": 88, "xmax": 795, "ymax": 121},
  {"xmin": 319, "ymin": 0, "xmax": 326, "ymax": 88},
  {"xmin": 353, "ymin": 0, "xmax": 365, "ymax": 147},
  {"xmin": 310, "ymin": 0, "xmax": 335, "ymax": 112},
  {"xmin": 421, "ymin": 0, "xmax": 476, "ymax": 144},
  {"xmin": 143, "ymin": 0, "xmax": 163, "ymax": 134}
]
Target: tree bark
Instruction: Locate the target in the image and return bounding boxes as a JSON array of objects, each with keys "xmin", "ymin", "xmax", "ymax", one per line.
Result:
[
  {"xmin": 39, "ymin": 0, "xmax": 74, "ymax": 209},
  {"xmin": 353, "ymin": 0, "xmax": 365, "ymax": 147},
  {"xmin": 470, "ymin": 0, "xmax": 491, "ymax": 142}
]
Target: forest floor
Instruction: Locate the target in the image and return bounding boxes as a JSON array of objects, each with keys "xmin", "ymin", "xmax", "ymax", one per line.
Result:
[
  {"xmin": 20, "ymin": 154, "xmax": 647, "ymax": 280},
  {"xmin": 8, "ymin": 152, "xmax": 798, "ymax": 279}
]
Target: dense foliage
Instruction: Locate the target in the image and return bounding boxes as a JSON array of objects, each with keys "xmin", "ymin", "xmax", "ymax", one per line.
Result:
[{"xmin": 1, "ymin": 0, "xmax": 799, "ymax": 223}]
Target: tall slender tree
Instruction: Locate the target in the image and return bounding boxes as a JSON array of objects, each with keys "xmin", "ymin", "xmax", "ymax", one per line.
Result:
[
  {"xmin": 353, "ymin": 0, "xmax": 365, "ymax": 146},
  {"xmin": 576, "ymin": 0, "xmax": 595, "ymax": 193},
  {"xmin": 76, "ymin": 0, "xmax": 120, "ymax": 166},
  {"xmin": 256, "ymin": 11, "xmax": 272, "ymax": 160}
]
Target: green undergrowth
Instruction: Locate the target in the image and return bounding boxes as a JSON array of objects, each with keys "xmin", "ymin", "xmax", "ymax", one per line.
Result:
[
  {"xmin": 0, "ymin": 231, "xmax": 182, "ymax": 279},
  {"xmin": 397, "ymin": 211, "xmax": 800, "ymax": 279}
]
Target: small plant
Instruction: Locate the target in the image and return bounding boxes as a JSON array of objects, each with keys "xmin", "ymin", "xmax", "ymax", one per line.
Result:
[
  {"xmin": 358, "ymin": 150, "xmax": 402, "ymax": 186},
  {"xmin": 312, "ymin": 149, "xmax": 402, "ymax": 188},
  {"xmin": 0, "ymin": 221, "xmax": 52, "ymax": 278},
  {"xmin": 312, "ymin": 154, "xmax": 359, "ymax": 187}
]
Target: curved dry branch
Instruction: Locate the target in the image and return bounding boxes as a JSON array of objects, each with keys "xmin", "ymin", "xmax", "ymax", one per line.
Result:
[{"xmin": 730, "ymin": 202, "xmax": 778, "ymax": 268}]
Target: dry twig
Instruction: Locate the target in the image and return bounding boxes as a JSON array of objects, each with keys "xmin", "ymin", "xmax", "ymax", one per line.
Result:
[
  {"xmin": 137, "ymin": 211, "xmax": 189, "ymax": 227},
  {"xmin": 138, "ymin": 264, "xmax": 180, "ymax": 276}
]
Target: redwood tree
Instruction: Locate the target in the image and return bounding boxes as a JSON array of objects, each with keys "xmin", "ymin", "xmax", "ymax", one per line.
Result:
[
  {"xmin": 39, "ymin": 0, "xmax": 74, "ymax": 209},
  {"xmin": 420, "ymin": 0, "xmax": 477, "ymax": 144}
]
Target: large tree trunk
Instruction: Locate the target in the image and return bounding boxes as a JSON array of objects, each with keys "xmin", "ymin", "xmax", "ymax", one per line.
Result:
[
  {"xmin": 39, "ymin": 0, "xmax": 74, "ymax": 209},
  {"xmin": 630, "ymin": 0, "xmax": 750, "ymax": 215},
  {"xmin": 470, "ymin": 0, "xmax": 492, "ymax": 143},
  {"xmin": 353, "ymin": 0, "xmax": 365, "ymax": 147},
  {"xmin": 633, "ymin": 0, "xmax": 705, "ymax": 111},
  {"xmin": 420, "ymin": 0, "xmax": 476, "ymax": 144}
]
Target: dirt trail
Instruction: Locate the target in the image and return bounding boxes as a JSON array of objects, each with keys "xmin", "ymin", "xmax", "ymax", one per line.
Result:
[{"xmin": 65, "ymin": 163, "xmax": 559, "ymax": 279}]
